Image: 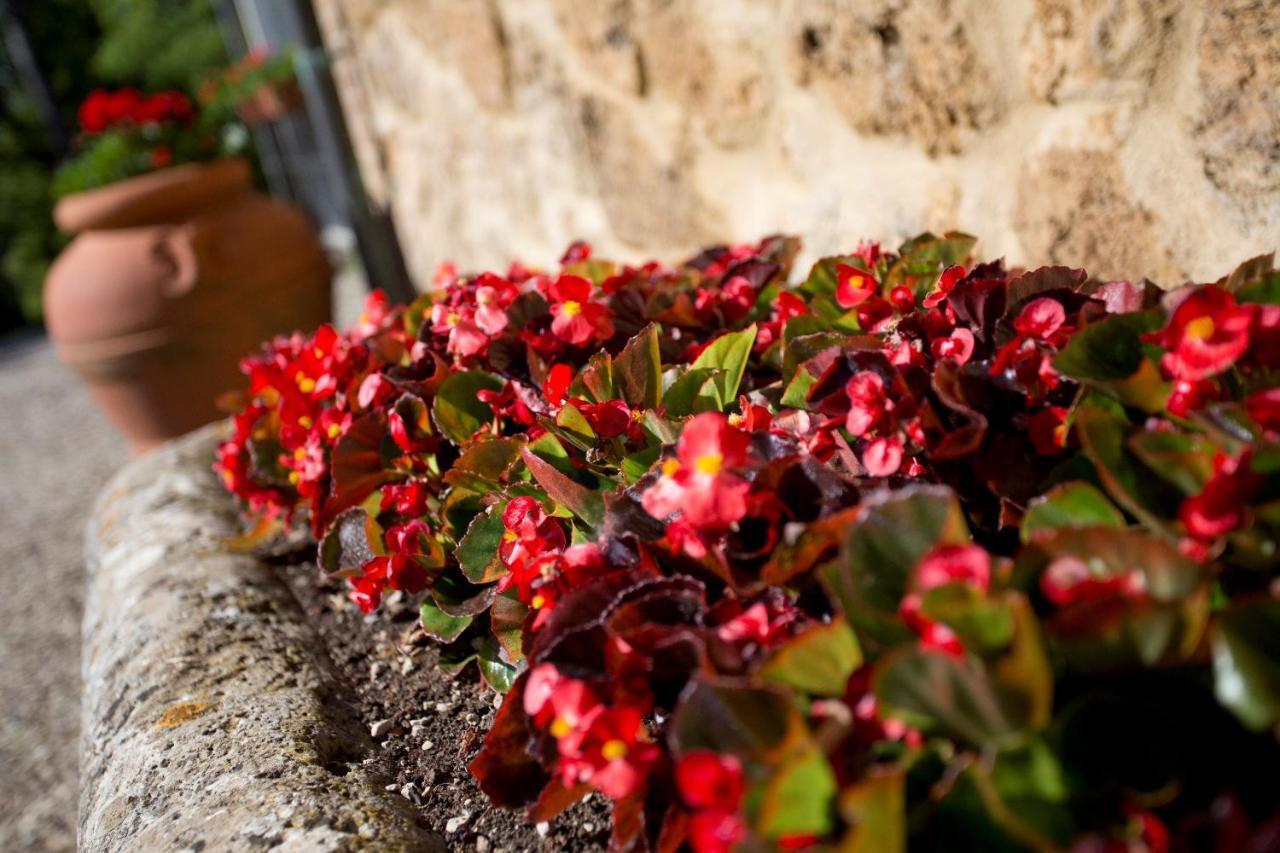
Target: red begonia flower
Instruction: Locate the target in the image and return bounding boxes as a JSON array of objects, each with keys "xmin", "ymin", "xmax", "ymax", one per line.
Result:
[
  {"xmin": 558, "ymin": 704, "xmax": 659, "ymax": 799},
  {"xmin": 1180, "ymin": 451, "xmax": 1262, "ymax": 540},
  {"xmin": 548, "ymin": 275, "xmax": 614, "ymax": 347},
  {"xmin": 834, "ymin": 263, "xmax": 877, "ymax": 308},
  {"xmin": 642, "ymin": 413, "xmax": 750, "ymax": 529},
  {"xmin": 862, "ymin": 436, "xmax": 904, "ymax": 477},
  {"xmin": 1147, "ymin": 286, "xmax": 1253, "ymax": 380},
  {"xmin": 931, "ymin": 327, "xmax": 975, "ymax": 364},
  {"xmin": 676, "ymin": 751, "xmax": 744, "ymax": 814},
  {"xmin": 844, "ymin": 371, "xmax": 891, "ymax": 437},
  {"xmin": 1028, "ymin": 406, "xmax": 1070, "ymax": 456},
  {"xmin": 1246, "ymin": 387, "xmax": 1280, "ymax": 436}
]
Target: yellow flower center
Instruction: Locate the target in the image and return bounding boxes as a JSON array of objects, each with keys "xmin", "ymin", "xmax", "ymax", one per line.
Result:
[
  {"xmin": 1185, "ymin": 316, "xmax": 1215, "ymax": 341},
  {"xmin": 727, "ymin": 413, "xmax": 744, "ymax": 427},
  {"xmin": 327, "ymin": 424, "xmax": 341, "ymax": 439},
  {"xmin": 694, "ymin": 453, "xmax": 724, "ymax": 476},
  {"xmin": 446, "ymin": 312, "xmax": 461, "ymax": 326},
  {"xmin": 502, "ymin": 529, "xmax": 518, "ymax": 543},
  {"xmin": 298, "ymin": 415, "xmax": 314, "ymax": 429},
  {"xmin": 288, "ymin": 471, "xmax": 300, "ymax": 485},
  {"xmin": 661, "ymin": 458, "xmax": 681, "ymax": 478},
  {"xmin": 550, "ymin": 716, "xmax": 573, "ymax": 739},
  {"xmin": 562, "ymin": 300, "xmax": 583, "ymax": 317},
  {"xmin": 296, "ymin": 375, "xmax": 316, "ymax": 394},
  {"xmin": 531, "ymin": 594, "xmax": 548, "ymax": 609},
  {"xmin": 293, "ymin": 447, "xmax": 307, "ymax": 461},
  {"xmin": 601, "ymin": 739, "xmax": 628, "ymax": 761}
]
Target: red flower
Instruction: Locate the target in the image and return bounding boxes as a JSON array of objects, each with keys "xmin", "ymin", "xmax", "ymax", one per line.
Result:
[
  {"xmin": 547, "ymin": 275, "xmax": 614, "ymax": 347},
  {"xmin": 835, "ymin": 263, "xmax": 877, "ymax": 308},
  {"xmin": 844, "ymin": 371, "xmax": 891, "ymax": 437},
  {"xmin": 922, "ymin": 265, "xmax": 966, "ymax": 309},
  {"xmin": 677, "ymin": 751, "xmax": 747, "ymax": 853},
  {"xmin": 899, "ymin": 544, "xmax": 991, "ymax": 654},
  {"xmin": 677, "ymin": 751, "xmax": 744, "ymax": 813},
  {"xmin": 1028, "ymin": 406, "xmax": 1070, "ymax": 456},
  {"xmin": 714, "ymin": 599, "xmax": 798, "ymax": 646},
  {"xmin": 505, "ymin": 543, "xmax": 603, "ymax": 614},
  {"xmin": 498, "ymin": 497, "xmax": 566, "ymax": 569},
  {"xmin": 380, "ymin": 480, "xmax": 431, "ymax": 517},
  {"xmin": 558, "ymin": 704, "xmax": 659, "ymax": 799},
  {"xmin": 1013, "ymin": 297, "xmax": 1066, "ymax": 339},
  {"xmin": 1167, "ymin": 377, "xmax": 1219, "ymax": 418},
  {"xmin": 78, "ymin": 90, "xmax": 112, "ymax": 133},
  {"xmin": 687, "ymin": 812, "xmax": 747, "ymax": 853},
  {"xmin": 1147, "ymin": 286, "xmax": 1253, "ymax": 380},
  {"xmin": 641, "ymin": 413, "xmax": 750, "ymax": 529},
  {"xmin": 930, "ymin": 327, "xmax": 975, "ymax": 365},
  {"xmin": 1180, "ymin": 451, "xmax": 1262, "ymax": 540},
  {"xmin": 573, "ymin": 399, "xmax": 635, "ymax": 439},
  {"xmin": 472, "ymin": 273, "xmax": 517, "ymax": 335},
  {"xmin": 1246, "ymin": 387, "xmax": 1280, "ymax": 436},
  {"xmin": 992, "ymin": 297, "xmax": 1070, "ymax": 381},
  {"xmin": 861, "ymin": 435, "xmax": 904, "ymax": 477},
  {"xmin": 430, "ymin": 303, "xmax": 488, "ymax": 357},
  {"xmin": 1040, "ymin": 555, "xmax": 1145, "ymax": 607},
  {"xmin": 1249, "ymin": 304, "xmax": 1280, "ymax": 368}
]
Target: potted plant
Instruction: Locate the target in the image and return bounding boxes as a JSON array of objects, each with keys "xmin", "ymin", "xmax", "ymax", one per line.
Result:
[
  {"xmin": 44, "ymin": 85, "xmax": 331, "ymax": 454},
  {"xmin": 205, "ymin": 235, "xmax": 1280, "ymax": 850},
  {"xmin": 199, "ymin": 47, "xmax": 304, "ymax": 127}
]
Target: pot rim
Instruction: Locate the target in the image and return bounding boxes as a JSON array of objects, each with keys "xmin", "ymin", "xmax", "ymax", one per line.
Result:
[{"xmin": 53, "ymin": 157, "xmax": 252, "ymax": 234}]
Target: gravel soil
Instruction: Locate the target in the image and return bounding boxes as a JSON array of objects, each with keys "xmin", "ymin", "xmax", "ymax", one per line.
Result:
[{"xmin": 277, "ymin": 560, "xmax": 612, "ymax": 852}]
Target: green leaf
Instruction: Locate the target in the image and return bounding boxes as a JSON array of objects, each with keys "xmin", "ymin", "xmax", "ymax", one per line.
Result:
[
  {"xmin": 554, "ymin": 404, "xmax": 597, "ymax": 445},
  {"xmin": 1127, "ymin": 430, "xmax": 1216, "ymax": 495},
  {"xmin": 318, "ymin": 507, "xmax": 383, "ymax": 576},
  {"xmin": 1021, "ymin": 482, "xmax": 1125, "ymax": 544},
  {"xmin": 670, "ymin": 678, "xmax": 792, "ymax": 759},
  {"xmin": 760, "ymin": 618, "xmax": 862, "ymax": 697},
  {"xmin": 1236, "ymin": 271, "xmax": 1280, "ymax": 304},
  {"xmin": 520, "ymin": 447, "xmax": 605, "ymax": 528},
  {"xmin": 457, "ymin": 505, "xmax": 509, "ymax": 583},
  {"xmin": 1219, "ymin": 252, "xmax": 1276, "ymax": 293},
  {"xmin": 420, "ymin": 600, "xmax": 473, "ymax": 642},
  {"xmin": 663, "ymin": 367, "xmax": 722, "ymax": 417},
  {"xmin": 432, "ymin": 371, "xmax": 504, "ymax": 445},
  {"xmin": 780, "ymin": 367, "xmax": 819, "ymax": 410},
  {"xmin": 1213, "ymin": 600, "xmax": 1280, "ymax": 733},
  {"xmin": 823, "ymin": 486, "xmax": 970, "ymax": 644},
  {"xmin": 477, "ymin": 635, "xmax": 520, "ymax": 692},
  {"xmin": 756, "ymin": 739, "xmax": 837, "ymax": 839},
  {"xmin": 1052, "ymin": 311, "xmax": 1163, "ymax": 381},
  {"xmin": 620, "ymin": 446, "xmax": 660, "ymax": 484},
  {"xmin": 614, "ymin": 324, "xmax": 662, "ymax": 409},
  {"xmin": 1075, "ymin": 405, "xmax": 1177, "ymax": 535},
  {"xmin": 885, "ymin": 231, "xmax": 977, "ymax": 295},
  {"xmin": 873, "ymin": 648, "xmax": 1024, "ymax": 747},
  {"xmin": 920, "ymin": 584, "xmax": 1015, "ymax": 655},
  {"xmin": 838, "ymin": 771, "xmax": 905, "ymax": 853},
  {"xmin": 689, "ymin": 324, "xmax": 757, "ymax": 408}
]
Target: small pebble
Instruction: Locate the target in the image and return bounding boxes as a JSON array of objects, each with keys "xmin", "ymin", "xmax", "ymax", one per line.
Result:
[
  {"xmin": 421, "ymin": 739, "xmax": 435, "ymax": 751},
  {"xmin": 492, "ymin": 694, "xmax": 503, "ymax": 709},
  {"xmin": 369, "ymin": 662, "xmax": 383, "ymax": 682},
  {"xmin": 535, "ymin": 822, "xmax": 550, "ymax": 838},
  {"xmin": 465, "ymin": 713, "xmax": 479, "ymax": 725},
  {"xmin": 399, "ymin": 657, "xmax": 415, "ymax": 675},
  {"xmin": 384, "ymin": 784, "xmax": 397, "ymax": 791},
  {"xmin": 370, "ymin": 719, "xmax": 394, "ymax": 738},
  {"xmin": 582, "ymin": 823, "xmax": 594, "ymax": 833},
  {"xmin": 446, "ymin": 814, "xmax": 470, "ymax": 834},
  {"xmin": 475, "ymin": 836, "xmax": 491, "ymax": 852},
  {"xmin": 434, "ymin": 701, "xmax": 453, "ymax": 713},
  {"xmin": 400, "ymin": 782, "xmax": 418, "ymax": 802}
]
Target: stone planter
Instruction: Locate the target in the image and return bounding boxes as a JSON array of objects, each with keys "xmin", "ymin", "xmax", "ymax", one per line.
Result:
[{"xmin": 81, "ymin": 425, "xmax": 441, "ymax": 851}]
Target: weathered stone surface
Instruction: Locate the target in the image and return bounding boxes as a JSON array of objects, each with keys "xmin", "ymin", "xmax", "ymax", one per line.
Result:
[
  {"xmin": 1194, "ymin": 0, "xmax": 1280, "ymax": 221},
  {"xmin": 310, "ymin": 0, "xmax": 1280, "ymax": 288},
  {"xmin": 1021, "ymin": 0, "xmax": 1179, "ymax": 103},
  {"xmin": 81, "ymin": 426, "xmax": 442, "ymax": 852},
  {"xmin": 786, "ymin": 0, "xmax": 1005, "ymax": 155},
  {"xmin": 1016, "ymin": 147, "xmax": 1182, "ymax": 283}
]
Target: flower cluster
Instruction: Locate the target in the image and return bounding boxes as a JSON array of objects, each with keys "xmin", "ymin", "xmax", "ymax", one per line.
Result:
[
  {"xmin": 55, "ymin": 84, "xmax": 245, "ymax": 197},
  {"xmin": 77, "ymin": 88, "xmax": 195, "ymax": 135},
  {"xmin": 220, "ymin": 234, "xmax": 1280, "ymax": 852}
]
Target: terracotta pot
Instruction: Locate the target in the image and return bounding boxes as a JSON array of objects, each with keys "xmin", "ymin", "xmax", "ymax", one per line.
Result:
[
  {"xmin": 236, "ymin": 79, "xmax": 305, "ymax": 125},
  {"xmin": 45, "ymin": 158, "xmax": 331, "ymax": 454}
]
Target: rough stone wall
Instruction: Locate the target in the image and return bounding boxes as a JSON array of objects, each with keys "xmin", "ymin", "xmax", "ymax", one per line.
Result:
[{"xmin": 313, "ymin": 0, "xmax": 1280, "ymax": 289}]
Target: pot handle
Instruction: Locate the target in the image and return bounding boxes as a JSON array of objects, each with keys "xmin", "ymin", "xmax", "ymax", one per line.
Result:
[{"xmin": 154, "ymin": 224, "xmax": 201, "ymax": 298}]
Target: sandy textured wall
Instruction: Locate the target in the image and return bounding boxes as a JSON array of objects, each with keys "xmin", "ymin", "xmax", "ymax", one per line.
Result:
[{"xmin": 314, "ymin": 0, "xmax": 1279, "ymax": 288}]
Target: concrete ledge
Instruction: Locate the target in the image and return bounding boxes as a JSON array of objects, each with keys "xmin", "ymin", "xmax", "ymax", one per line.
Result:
[{"xmin": 81, "ymin": 425, "xmax": 442, "ymax": 852}]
